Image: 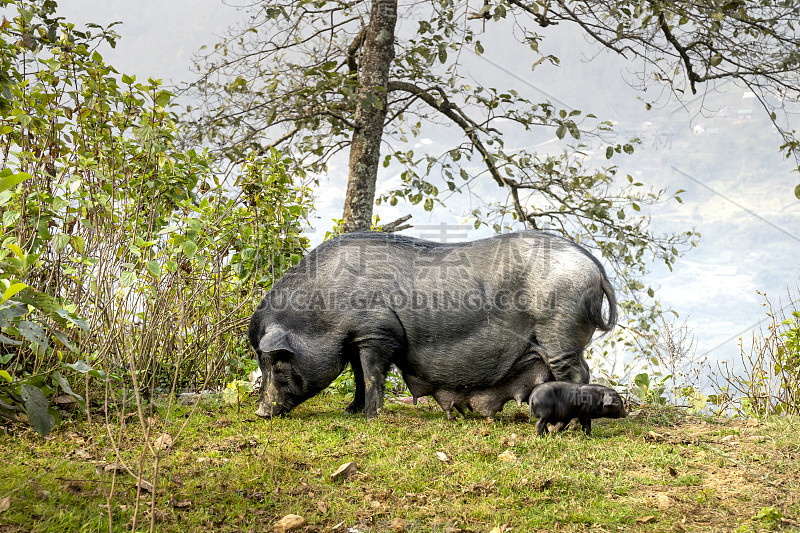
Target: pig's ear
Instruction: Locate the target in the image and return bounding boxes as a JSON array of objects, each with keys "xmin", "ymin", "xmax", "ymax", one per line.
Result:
[
  {"xmin": 258, "ymin": 327, "xmax": 294, "ymax": 361},
  {"xmin": 602, "ymin": 393, "xmax": 615, "ymax": 407}
]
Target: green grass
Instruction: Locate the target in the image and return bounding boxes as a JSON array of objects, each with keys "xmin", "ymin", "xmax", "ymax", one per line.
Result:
[{"xmin": 1, "ymin": 393, "xmax": 799, "ymax": 532}]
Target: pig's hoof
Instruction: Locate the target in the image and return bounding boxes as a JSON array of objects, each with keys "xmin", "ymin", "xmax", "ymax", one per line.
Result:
[{"xmin": 343, "ymin": 401, "xmax": 364, "ymax": 414}]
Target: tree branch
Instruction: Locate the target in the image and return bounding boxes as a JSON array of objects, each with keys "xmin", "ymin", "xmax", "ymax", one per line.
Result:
[
  {"xmin": 347, "ymin": 27, "xmax": 367, "ymax": 73},
  {"xmin": 388, "ymin": 80, "xmax": 530, "ymax": 226},
  {"xmin": 656, "ymin": 10, "xmax": 700, "ymax": 94}
]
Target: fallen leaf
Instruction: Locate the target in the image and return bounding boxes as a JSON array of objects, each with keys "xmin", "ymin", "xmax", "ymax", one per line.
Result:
[
  {"xmin": 390, "ymin": 517, "xmax": 407, "ymax": 532},
  {"xmin": 498, "ymin": 450, "xmax": 517, "ymax": 463},
  {"xmin": 667, "ymin": 466, "xmax": 678, "ymax": 477},
  {"xmin": 274, "ymin": 514, "xmax": 305, "ymax": 532},
  {"xmin": 70, "ymin": 448, "xmax": 93, "ymax": 460},
  {"xmin": 0, "ymin": 496, "xmax": 10, "ymax": 513},
  {"xmin": 317, "ymin": 500, "xmax": 329, "ymax": 514},
  {"xmin": 169, "ymin": 497, "xmax": 192, "ymax": 509},
  {"xmin": 330, "ymin": 461, "xmax": 357, "ymax": 482},
  {"xmin": 154, "ymin": 432, "xmax": 173, "ymax": 452},
  {"xmin": 647, "ymin": 431, "xmax": 664, "ymax": 441},
  {"xmin": 136, "ymin": 479, "xmax": 154, "ymax": 493},
  {"xmin": 103, "ymin": 462, "xmax": 126, "ymax": 473},
  {"xmin": 435, "ymin": 451, "xmax": 449, "ymax": 462},
  {"xmin": 746, "ymin": 418, "xmax": 759, "ymax": 427},
  {"xmin": 53, "ymin": 394, "xmax": 79, "ymax": 406},
  {"xmin": 636, "ymin": 515, "xmax": 657, "ymax": 524}
]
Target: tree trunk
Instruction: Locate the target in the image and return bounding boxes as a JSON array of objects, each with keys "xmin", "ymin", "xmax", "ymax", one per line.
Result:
[{"xmin": 341, "ymin": 0, "xmax": 398, "ymax": 233}]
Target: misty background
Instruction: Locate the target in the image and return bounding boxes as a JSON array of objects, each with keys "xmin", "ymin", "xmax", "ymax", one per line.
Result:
[{"xmin": 56, "ymin": 0, "xmax": 800, "ymax": 379}]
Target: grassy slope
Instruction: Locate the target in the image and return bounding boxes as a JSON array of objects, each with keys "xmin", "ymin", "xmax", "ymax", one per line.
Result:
[{"xmin": 1, "ymin": 393, "xmax": 798, "ymax": 532}]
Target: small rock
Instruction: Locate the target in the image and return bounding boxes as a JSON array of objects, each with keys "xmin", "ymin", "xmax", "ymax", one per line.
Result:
[
  {"xmin": 390, "ymin": 517, "xmax": 407, "ymax": 532},
  {"xmin": 435, "ymin": 451, "xmax": 449, "ymax": 462},
  {"xmin": 627, "ymin": 409, "xmax": 643, "ymax": 419},
  {"xmin": 656, "ymin": 494, "xmax": 672, "ymax": 509},
  {"xmin": 330, "ymin": 461, "xmax": 358, "ymax": 482},
  {"xmin": 636, "ymin": 515, "xmax": 657, "ymax": 524},
  {"xmin": 498, "ymin": 450, "xmax": 517, "ymax": 463},
  {"xmin": 746, "ymin": 418, "xmax": 759, "ymax": 427},
  {"xmin": 274, "ymin": 514, "xmax": 305, "ymax": 533}
]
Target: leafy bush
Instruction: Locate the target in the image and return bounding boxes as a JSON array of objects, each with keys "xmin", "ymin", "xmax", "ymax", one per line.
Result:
[
  {"xmin": 0, "ymin": 1, "xmax": 312, "ymax": 434},
  {"xmin": 709, "ymin": 290, "xmax": 800, "ymax": 417}
]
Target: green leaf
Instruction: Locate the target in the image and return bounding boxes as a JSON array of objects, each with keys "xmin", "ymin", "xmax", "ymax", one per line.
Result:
[
  {"xmin": 65, "ymin": 360, "xmax": 91, "ymax": 374},
  {"xmin": 55, "ymin": 309, "xmax": 89, "ymax": 332},
  {"xmin": 52, "ymin": 330, "xmax": 77, "ymax": 353},
  {"xmin": 147, "ymin": 260, "xmax": 162, "ymax": 278},
  {"xmin": 0, "ymin": 369, "xmax": 11, "ymax": 383},
  {"xmin": 70, "ymin": 235, "xmax": 85, "ymax": 254},
  {"xmin": 52, "ymin": 371, "xmax": 82, "ymax": 402},
  {"xmin": 181, "ymin": 240, "xmax": 198, "ymax": 257},
  {"xmin": 18, "ymin": 320, "xmax": 48, "ymax": 351},
  {"xmin": 0, "ymin": 172, "xmax": 32, "ymax": 192},
  {"xmin": 795, "ymin": 183, "xmax": 800, "ymax": 200},
  {"xmin": 157, "ymin": 225, "xmax": 179, "ymax": 235},
  {"xmin": 19, "ymin": 7, "xmax": 34, "ymax": 23},
  {"xmin": 1, "ymin": 282, "xmax": 27, "ymax": 304},
  {"xmin": 555, "ymin": 124, "xmax": 567, "ymax": 139},
  {"xmin": 155, "ymin": 91, "xmax": 171, "ymax": 107},
  {"xmin": 0, "ymin": 333, "xmax": 22, "ymax": 346},
  {"xmin": 52, "ymin": 233, "xmax": 71, "ymax": 253},
  {"xmin": 606, "ymin": 146, "xmax": 614, "ymax": 159},
  {"xmin": 20, "ymin": 384, "xmax": 56, "ymax": 436},
  {"xmin": 120, "ymin": 270, "xmax": 137, "ymax": 288},
  {"xmin": 632, "ymin": 203, "xmax": 641, "ymax": 211},
  {"xmin": 475, "ymin": 41, "xmax": 484, "ymax": 55}
]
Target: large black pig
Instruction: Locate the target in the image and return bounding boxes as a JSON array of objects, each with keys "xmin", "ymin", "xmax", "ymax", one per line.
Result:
[
  {"xmin": 529, "ymin": 382, "xmax": 627, "ymax": 436},
  {"xmin": 248, "ymin": 231, "xmax": 616, "ymax": 420}
]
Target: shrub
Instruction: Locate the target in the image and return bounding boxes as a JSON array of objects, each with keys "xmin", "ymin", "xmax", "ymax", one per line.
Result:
[{"xmin": 0, "ymin": 1, "xmax": 312, "ymax": 434}]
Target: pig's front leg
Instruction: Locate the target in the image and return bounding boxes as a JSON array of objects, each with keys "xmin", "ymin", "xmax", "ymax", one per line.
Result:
[
  {"xmin": 343, "ymin": 357, "xmax": 365, "ymax": 414},
  {"xmin": 359, "ymin": 345, "xmax": 392, "ymax": 420}
]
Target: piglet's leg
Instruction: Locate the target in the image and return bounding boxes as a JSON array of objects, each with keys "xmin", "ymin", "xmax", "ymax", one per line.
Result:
[
  {"xmin": 535, "ymin": 418, "xmax": 549, "ymax": 437},
  {"xmin": 580, "ymin": 416, "xmax": 592, "ymax": 436}
]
